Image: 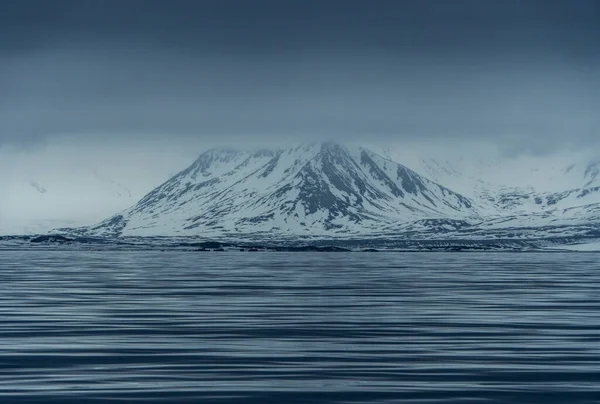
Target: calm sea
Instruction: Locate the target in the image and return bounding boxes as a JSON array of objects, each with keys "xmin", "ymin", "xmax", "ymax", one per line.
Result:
[{"xmin": 0, "ymin": 251, "xmax": 599, "ymax": 403}]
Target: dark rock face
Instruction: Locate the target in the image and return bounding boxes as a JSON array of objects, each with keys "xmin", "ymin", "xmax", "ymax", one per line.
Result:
[
  {"xmin": 274, "ymin": 245, "xmax": 351, "ymax": 252},
  {"xmin": 413, "ymin": 219, "xmax": 473, "ymax": 232},
  {"xmin": 578, "ymin": 186, "xmax": 600, "ymax": 198},
  {"xmin": 190, "ymin": 241, "xmax": 225, "ymax": 249},
  {"xmin": 30, "ymin": 235, "xmax": 73, "ymax": 243}
]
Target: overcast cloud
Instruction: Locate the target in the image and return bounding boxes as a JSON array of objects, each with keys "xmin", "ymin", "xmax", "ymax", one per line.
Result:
[{"xmin": 0, "ymin": 0, "xmax": 599, "ymax": 152}]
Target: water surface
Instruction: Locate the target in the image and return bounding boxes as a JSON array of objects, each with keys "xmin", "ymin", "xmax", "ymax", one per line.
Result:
[{"xmin": 1, "ymin": 251, "xmax": 599, "ymax": 403}]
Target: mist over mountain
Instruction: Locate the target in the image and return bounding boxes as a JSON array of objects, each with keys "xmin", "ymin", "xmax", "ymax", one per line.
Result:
[
  {"xmin": 47, "ymin": 141, "xmax": 600, "ymax": 245},
  {"xmin": 0, "ymin": 139, "xmax": 194, "ymax": 234}
]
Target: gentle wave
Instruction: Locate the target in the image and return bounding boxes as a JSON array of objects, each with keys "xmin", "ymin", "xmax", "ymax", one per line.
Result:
[{"xmin": 1, "ymin": 251, "xmax": 599, "ymax": 403}]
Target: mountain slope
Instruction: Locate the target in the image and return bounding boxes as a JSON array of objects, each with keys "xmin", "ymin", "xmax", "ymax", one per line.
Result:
[
  {"xmin": 66, "ymin": 142, "xmax": 600, "ymax": 243},
  {"xmin": 84, "ymin": 142, "xmax": 478, "ymax": 237},
  {"xmin": 382, "ymin": 145, "xmax": 600, "ymax": 217},
  {"xmin": 0, "ymin": 167, "xmax": 136, "ymax": 235}
]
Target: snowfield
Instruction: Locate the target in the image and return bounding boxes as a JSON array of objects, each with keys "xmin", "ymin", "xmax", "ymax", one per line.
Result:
[{"xmin": 551, "ymin": 241, "xmax": 600, "ymax": 252}]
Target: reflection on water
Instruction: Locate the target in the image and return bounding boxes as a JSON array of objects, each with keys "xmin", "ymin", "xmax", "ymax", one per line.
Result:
[{"xmin": 0, "ymin": 251, "xmax": 599, "ymax": 403}]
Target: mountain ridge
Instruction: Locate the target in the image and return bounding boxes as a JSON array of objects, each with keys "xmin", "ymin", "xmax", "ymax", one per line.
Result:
[
  {"xmin": 59, "ymin": 142, "xmax": 600, "ymax": 243},
  {"xmin": 75, "ymin": 142, "xmax": 479, "ymax": 237}
]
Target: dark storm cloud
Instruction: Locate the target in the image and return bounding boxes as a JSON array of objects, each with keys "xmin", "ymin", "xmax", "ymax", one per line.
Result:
[{"xmin": 0, "ymin": 0, "xmax": 599, "ymax": 150}]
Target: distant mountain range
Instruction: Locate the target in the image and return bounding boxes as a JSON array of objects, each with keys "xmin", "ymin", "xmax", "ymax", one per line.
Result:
[
  {"xmin": 62, "ymin": 142, "xmax": 600, "ymax": 246},
  {"xmin": 0, "ymin": 167, "xmax": 135, "ymax": 235}
]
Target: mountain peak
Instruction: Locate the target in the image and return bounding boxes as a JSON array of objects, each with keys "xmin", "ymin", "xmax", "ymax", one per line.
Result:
[{"xmin": 82, "ymin": 142, "xmax": 477, "ymax": 237}]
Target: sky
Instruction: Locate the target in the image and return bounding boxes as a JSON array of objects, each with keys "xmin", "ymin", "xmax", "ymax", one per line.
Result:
[
  {"xmin": 1, "ymin": 0, "xmax": 599, "ymax": 233},
  {"xmin": 1, "ymin": 0, "xmax": 599, "ymax": 151}
]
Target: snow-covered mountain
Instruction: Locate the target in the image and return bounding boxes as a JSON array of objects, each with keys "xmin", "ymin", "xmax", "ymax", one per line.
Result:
[
  {"xmin": 62, "ymin": 141, "xmax": 600, "ymax": 243},
  {"xmin": 382, "ymin": 144, "xmax": 600, "ymax": 216},
  {"xmin": 0, "ymin": 167, "xmax": 135, "ymax": 235},
  {"xmin": 80, "ymin": 142, "xmax": 479, "ymax": 237}
]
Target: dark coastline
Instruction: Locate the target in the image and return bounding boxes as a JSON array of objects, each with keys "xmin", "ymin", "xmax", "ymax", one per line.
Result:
[{"xmin": 1, "ymin": 234, "xmax": 598, "ymax": 252}]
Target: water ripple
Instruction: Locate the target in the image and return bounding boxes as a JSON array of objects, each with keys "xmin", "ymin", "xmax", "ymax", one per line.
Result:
[{"xmin": 0, "ymin": 251, "xmax": 599, "ymax": 403}]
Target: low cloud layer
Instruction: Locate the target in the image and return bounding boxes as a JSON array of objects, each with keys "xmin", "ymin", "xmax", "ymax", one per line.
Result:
[{"xmin": 1, "ymin": 0, "xmax": 599, "ymax": 153}]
